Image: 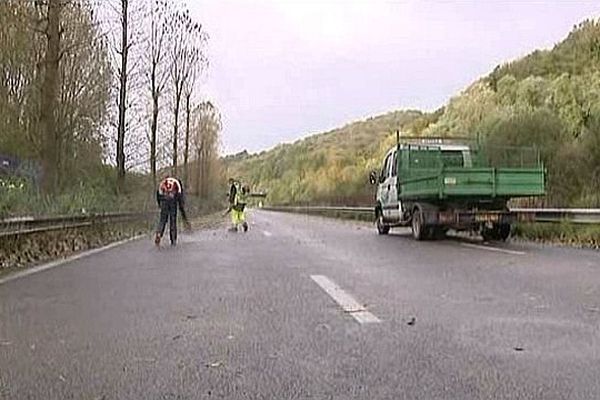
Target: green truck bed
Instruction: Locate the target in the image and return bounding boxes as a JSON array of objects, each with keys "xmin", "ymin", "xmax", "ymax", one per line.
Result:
[{"xmin": 397, "ymin": 144, "xmax": 546, "ymax": 201}]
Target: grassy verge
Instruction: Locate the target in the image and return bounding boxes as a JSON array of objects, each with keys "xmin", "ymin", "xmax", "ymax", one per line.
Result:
[{"xmin": 514, "ymin": 222, "xmax": 600, "ymax": 249}]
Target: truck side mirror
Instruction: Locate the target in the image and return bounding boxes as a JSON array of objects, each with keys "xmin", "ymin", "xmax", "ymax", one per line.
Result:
[{"xmin": 369, "ymin": 170, "xmax": 378, "ymax": 185}]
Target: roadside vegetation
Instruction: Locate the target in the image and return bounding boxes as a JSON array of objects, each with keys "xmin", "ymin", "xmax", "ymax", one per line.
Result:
[
  {"xmin": 514, "ymin": 223, "xmax": 600, "ymax": 248},
  {"xmin": 0, "ymin": 0, "xmax": 223, "ymax": 218}
]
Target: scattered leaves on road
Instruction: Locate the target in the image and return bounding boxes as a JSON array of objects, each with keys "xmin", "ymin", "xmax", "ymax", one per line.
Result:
[{"xmin": 0, "ymin": 382, "xmax": 10, "ymax": 397}]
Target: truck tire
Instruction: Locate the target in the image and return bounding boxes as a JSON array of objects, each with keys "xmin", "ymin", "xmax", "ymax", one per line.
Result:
[
  {"xmin": 481, "ymin": 227, "xmax": 497, "ymax": 242},
  {"xmin": 498, "ymin": 224, "xmax": 511, "ymax": 241},
  {"xmin": 482, "ymin": 224, "xmax": 511, "ymax": 241},
  {"xmin": 431, "ymin": 227, "xmax": 447, "ymax": 240},
  {"xmin": 376, "ymin": 209, "xmax": 390, "ymax": 235},
  {"xmin": 411, "ymin": 208, "xmax": 426, "ymax": 240}
]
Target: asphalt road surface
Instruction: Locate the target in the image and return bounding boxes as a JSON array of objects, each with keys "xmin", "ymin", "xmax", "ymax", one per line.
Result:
[{"xmin": 1, "ymin": 210, "xmax": 600, "ymax": 399}]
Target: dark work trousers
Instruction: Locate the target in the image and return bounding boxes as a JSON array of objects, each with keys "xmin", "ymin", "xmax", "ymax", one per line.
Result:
[{"xmin": 156, "ymin": 201, "xmax": 178, "ymax": 244}]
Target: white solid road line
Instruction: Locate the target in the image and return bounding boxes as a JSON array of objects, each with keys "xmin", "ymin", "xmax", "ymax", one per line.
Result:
[
  {"xmin": 0, "ymin": 234, "xmax": 146, "ymax": 286},
  {"xmin": 310, "ymin": 275, "xmax": 381, "ymax": 324},
  {"xmin": 461, "ymin": 242, "xmax": 526, "ymax": 255},
  {"xmin": 262, "ymin": 230, "xmax": 273, "ymax": 237}
]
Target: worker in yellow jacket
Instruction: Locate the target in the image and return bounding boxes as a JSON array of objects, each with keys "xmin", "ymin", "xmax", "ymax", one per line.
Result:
[{"xmin": 230, "ymin": 184, "xmax": 250, "ymax": 232}]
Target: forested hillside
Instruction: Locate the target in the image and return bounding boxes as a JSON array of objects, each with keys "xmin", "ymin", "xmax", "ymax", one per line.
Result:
[
  {"xmin": 227, "ymin": 110, "xmax": 424, "ymax": 204},
  {"xmin": 228, "ymin": 19, "xmax": 600, "ymax": 207}
]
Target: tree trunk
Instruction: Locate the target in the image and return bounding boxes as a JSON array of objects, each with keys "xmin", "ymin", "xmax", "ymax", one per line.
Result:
[
  {"xmin": 200, "ymin": 147, "xmax": 207, "ymax": 198},
  {"xmin": 183, "ymin": 93, "xmax": 191, "ymax": 188},
  {"xmin": 172, "ymin": 94, "xmax": 180, "ymax": 175},
  {"xmin": 195, "ymin": 143, "xmax": 203, "ymax": 196},
  {"xmin": 150, "ymin": 91, "xmax": 158, "ymax": 188},
  {"xmin": 40, "ymin": 0, "xmax": 61, "ymax": 195},
  {"xmin": 116, "ymin": 0, "xmax": 128, "ymax": 192}
]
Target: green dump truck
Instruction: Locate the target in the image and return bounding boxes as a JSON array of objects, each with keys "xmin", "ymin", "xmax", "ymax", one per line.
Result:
[{"xmin": 369, "ymin": 137, "xmax": 546, "ymax": 241}]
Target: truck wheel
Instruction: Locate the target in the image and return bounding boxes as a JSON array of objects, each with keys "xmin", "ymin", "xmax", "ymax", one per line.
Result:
[
  {"xmin": 431, "ymin": 227, "xmax": 447, "ymax": 240},
  {"xmin": 411, "ymin": 209, "xmax": 426, "ymax": 240},
  {"xmin": 498, "ymin": 224, "xmax": 511, "ymax": 241},
  {"xmin": 376, "ymin": 210, "xmax": 390, "ymax": 235},
  {"xmin": 481, "ymin": 227, "xmax": 497, "ymax": 242}
]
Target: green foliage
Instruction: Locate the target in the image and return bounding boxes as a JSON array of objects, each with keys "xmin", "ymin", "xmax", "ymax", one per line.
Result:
[
  {"xmin": 226, "ymin": 111, "xmax": 423, "ymax": 205},
  {"xmin": 489, "ymin": 20, "xmax": 600, "ymax": 81},
  {"xmin": 0, "ymin": 1, "xmax": 111, "ymax": 190},
  {"xmin": 0, "ymin": 166, "xmax": 155, "ymax": 218}
]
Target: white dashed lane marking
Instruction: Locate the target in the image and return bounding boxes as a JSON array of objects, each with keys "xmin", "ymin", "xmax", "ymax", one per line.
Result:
[
  {"xmin": 461, "ymin": 242, "xmax": 525, "ymax": 255},
  {"xmin": 310, "ymin": 275, "xmax": 381, "ymax": 324}
]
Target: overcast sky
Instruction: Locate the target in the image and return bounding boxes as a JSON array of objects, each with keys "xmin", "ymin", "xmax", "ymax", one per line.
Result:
[{"xmin": 188, "ymin": 0, "xmax": 600, "ymax": 155}]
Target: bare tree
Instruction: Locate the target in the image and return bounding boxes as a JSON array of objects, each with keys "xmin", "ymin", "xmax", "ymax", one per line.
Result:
[
  {"xmin": 169, "ymin": 8, "xmax": 206, "ymax": 176},
  {"xmin": 101, "ymin": 0, "xmax": 146, "ymax": 190},
  {"xmin": 115, "ymin": 0, "xmax": 129, "ymax": 191},
  {"xmin": 145, "ymin": 0, "xmax": 172, "ymax": 187},
  {"xmin": 39, "ymin": 0, "xmax": 62, "ymax": 194},
  {"xmin": 191, "ymin": 101, "xmax": 221, "ymax": 197},
  {"xmin": 57, "ymin": 3, "xmax": 112, "ymax": 182},
  {"xmin": 183, "ymin": 50, "xmax": 208, "ymax": 188}
]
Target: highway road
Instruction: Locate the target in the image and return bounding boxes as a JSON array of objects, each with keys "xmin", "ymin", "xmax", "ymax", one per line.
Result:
[{"xmin": 1, "ymin": 210, "xmax": 600, "ymax": 399}]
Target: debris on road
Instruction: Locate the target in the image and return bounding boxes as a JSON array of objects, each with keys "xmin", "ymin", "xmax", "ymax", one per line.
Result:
[
  {"xmin": 172, "ymin": 334, "xmax": 183, "ymax": 341},
  {"xmin": 206, "ymin": 361, "xmax": 223, "ymax": 368},
  {"xmin": 58, "ymin": 374, "xmax": 67, "ymax": 383},
  {"xmin": 407, "ymin": 316, "xmax": 416, "ymax": 326},
  {"xmin": 185, "ymin": 315, "xmax": 197, "ymax": 320},
  {"xmin": 514, "ymin": 346, "xmax": 525, "ymax": 352},
  {"xmin": 315, "ymin": 323, "xmax": 332, "ymax": 334}
]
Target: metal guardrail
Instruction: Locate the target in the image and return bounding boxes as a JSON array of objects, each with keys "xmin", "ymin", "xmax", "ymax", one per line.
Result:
[
  {"xmin": 264, "ymin": 206, "xmax": 600, "ymax": 224},
  {"xmin": 510, "ymin": 208, "xmax": 600, "ymax": 224},
  {"xmin": 0, "ymin": 211, "xmax": 153, "ymax": 238}
]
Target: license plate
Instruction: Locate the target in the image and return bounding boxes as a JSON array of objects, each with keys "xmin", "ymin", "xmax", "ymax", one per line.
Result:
[{"xmin": 475, "ymin": 213, "xmax": 499, "ymax": 222}]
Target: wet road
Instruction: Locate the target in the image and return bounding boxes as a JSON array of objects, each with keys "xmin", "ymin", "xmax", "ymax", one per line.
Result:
[{"xmin": 1, "ymin": 210, "xmax": 600, "ymax": 399}]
